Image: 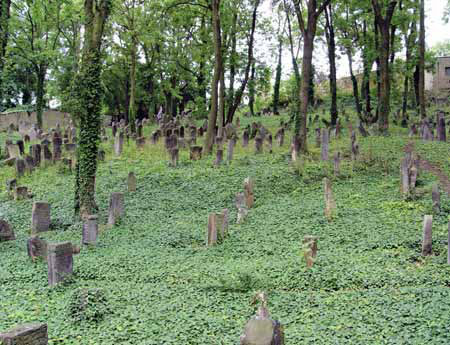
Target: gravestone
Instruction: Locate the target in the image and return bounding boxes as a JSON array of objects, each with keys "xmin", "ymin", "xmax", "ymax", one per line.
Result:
[
  {"xmin": 240, "ymin": 293, "xmax": 284, "ymax": 345},
  {"xmin": 227, "ymin": 136, "xmax": 237, "ymax": 163},
  {"xmin": 236, "ymin": 193, "xmax": 249, "ymax": 224},
  {"xmin": 151, "ymin": 131, "xmax": 160, "ymax": 144},
  {"xmin": 169, "ymin": 148, "xmax": 179, "ymax": 167},
  {"xmin": 315, "ymin": 128, "xmax": 321, "ymax": 148},
  {"xmin": 112, "ymin": 122, "xmax": 117, "ymax": 138},
  {"xmin": 136, "ymin": 137, "xmax": 146, "ymax": 149},
  {"xmin": 303, "ymin": 236, "xmax": 317, "ymax": 268},
  {"xmin": 323, "ymin": 178, "xmax": 336, "ymax": 221},
  {"xmin": 24, "ymin": 155, "xmax": 34, "ymax": 174},
  {"xmin": 97, "ymin": 149, "xmax": 105, "ymax": 161},
  {"xmin": 30, "ymin": 144, "xmax": 41, "ymax": 167},
  {"xmin": 421, "ymin": 215, "xmax": 433, "ymax": 256},
  {"xmin": 27, "ymin": 236, "xmax": 48, "ymax": 261},
  {"xmin": 351, "ymin": 131, "xmax": 359, "ymax": 160},
  {"xmin": 108, "ymin": 193, "xmax": 125, "ymax": 226},
  {"xmin": 409, "ymin": 123, "xmax": 418, "ymax": 137},
  {"xmin": 6, "ymin": 144, "xmax": 20, "ymax": 158},
  {"xmin": 206, "ymin": 213, "xmax": 219, "ymax": 246},
  {"xmin": 52, "ymin": 137, "xmax": 62, "ymax": 161},
  {"xmin": 6, "ymin": 179, "xmax": 17, "ymax": 196},
  {"xmin": 333, "ymin": 152, "xmax": 341, "ymax": 176},
  {"xmin": 0, "ymin": 323, "xmax": 48, "ymax": 345},
  {"xmin": 0, "ymin": 219, "xmax": 15, "ymax": 242},
  {"xmin": 15, "ymin": 159, "xmax": 26, "ymax": 178},
  {"xmin": 255, "ymin": 136, "xmax": 263, "ymax": 154},
  {"xmin": 242, "ymin": 130, "xmax": 250, "ymax": 147},
  {"xmin": 437, "ymin": 116, "xmax": 446, "ymax": 142},
  {"xmin": 190, "ymin": 146, "xmax": 203, "ymax": 160},
  {"xmin": 214, "ymin": 149, "xmax": 223, "ymax": 167},
  {"xmin": 16, "ymin": 140, "xmax": 24, "ymax": 156},
  {"xmin": 31, "ymin": 202, "xmax": 51, "ymax": 234},
  {"xmin": 114, "ymin": 131, "xmax": 124, "ymax": 156},
  {"xmin": 42, "ymin": 144, "xmax": 52, "ymax": 163},
  {"xmin": 47, "ymin": 242, "xmax": 73, "ymax": 286},
  {"xmin": 321, "ymin": 129, "xmax": 329, "ymax": 161},
  {"xmin": 82, "ymin": 215, "xmax": 98, "ymax": 246},
  {"xmin": 291, "ymin": 136, "xmax": 300, "ymax": 162},
  {"xmin": 432, "ymin": 184, "xmax": 440, "ymax": 213},
  {"xmin": 266, "ymin": 134, "xmax": 273, "ymax": 154},
  {"xmin": 128, "ymin": 172, "xmax": 137, "ymax": 192},
  {"xmin": 221, "ymin": 209, "xmax": 229, "ymax": 240},
  {"xmin": 244, "ymin": 178, "xmax": 254, "ymax": 209},
  {"xmin": 275, "ymin": 128, "xmax": 284, "ymax": 147}
]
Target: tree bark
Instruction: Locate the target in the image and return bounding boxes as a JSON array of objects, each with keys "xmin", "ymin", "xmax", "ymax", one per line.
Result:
[
  {"xmin": 204, "ymin": 0, "xmax": 222, "ymax": 154},
  {"xmin": 36, "ymin": 65, "xmax": 47, "ymax": 129},
  {"xmin": 324, "ymin": 4, "xmax": 338, "ymax": 125},
  {"xmin": 418, "ymin": 0, "xmax": 426, "ymax": 118},
  {"xmin": 347, "ymin": 50, "xmax": 362, "ymax": 116},
  {"xmin": 74, "ymin": 0, "xmax": 112, "ymax": 217},
  {"xmin": 249, "ymin": 60, "xmax": 256, "ymax": 116},
  {"xmin": 128, "ymin": 34, "xmax": 138, "ymax": 133},
  {"xmin": 273, "ymin": 34, "xmax": 282, "ymax": 115},
  {"xmin": 0, "ymin": 0, "xmax": 11, "ymax": 109}
]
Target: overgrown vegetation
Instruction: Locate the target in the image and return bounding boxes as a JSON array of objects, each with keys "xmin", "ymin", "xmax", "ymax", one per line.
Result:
[{"xmin": 1, "ymin": 109, "xmax": 449, "ymax": 344}]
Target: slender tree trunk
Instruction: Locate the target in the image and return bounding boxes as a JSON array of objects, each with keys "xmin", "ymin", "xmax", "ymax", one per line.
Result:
[
  {"xmin": 128, "ymin": 35, "xmax": 137, "ymax": 133},
  {"xmin": 36, "ymin": 66, "xmax": 47, "ymax": 129},
  {"xmin": 324, "ymin": 5, "xmax": 338, "ymax": 125},
  {"xmin": 204, "ymin": 0, "xmax": 222, "ymax": 154},
  {"xmin": 225, "ymin": 0, "xmax": 259, "ymax": 124},
  {"xmin": 347, "ymin": 49, "xmax": 362, "ymax": 116},
  {"xmin": 362, "ymin": 20, "xmax": 372, "ymax": 115},
  {"xmin": 249, "ymin": 60, "xmax": 256, "ymax": 116},
  {"xmin": 227, "ymin": 12, "xmax": 237, "ymax": 114},
  {"xmin": 218, "ymin": 57, "xmax": 225, "ymax": 134},
  {"xmin": 74, "ymin": 0, "xmax": 112, "ymax": 217},
  {"xmin": 273, "ymin": 37, "xmax": 282, "ymax": 115},
  {"xmin": 418, "ymin": 0, "xmax": 426, "ymax": 118},
  {"xmin": 0, "ymin": 0, "xmax": 11, "ymax": 109}
]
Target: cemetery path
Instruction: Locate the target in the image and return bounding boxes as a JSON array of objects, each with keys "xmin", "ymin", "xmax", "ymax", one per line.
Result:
[{"xmin": 404, "ymin": 142, "xmax": 450, "ymax": 196}]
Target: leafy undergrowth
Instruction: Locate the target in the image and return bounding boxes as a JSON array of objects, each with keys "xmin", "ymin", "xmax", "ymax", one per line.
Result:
[{"xmin": 0, "ymin": 113, "xmax": 449, "ymax": 344}]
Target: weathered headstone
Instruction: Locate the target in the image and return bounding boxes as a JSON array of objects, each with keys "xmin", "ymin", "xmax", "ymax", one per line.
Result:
[
  {"xmin": 0, "ymin": 219, "xmax": 15, "ymax": 242},
  {"xmin": 14, "ymin": 186, "xmax": 29, "ymax": 201},
  {"xmin": 315, "ymin": 128, "xmax": 321, "ymax": 148},
  {"xmin": 432, "ymin": 184, "xmax": 440, "ymax": 213},
  {"xmin": 127, "ymin": 172, "xmax": 137, "ymax": 192},
  {"xmin": 82, "ymin": 215, "xmax": 98, "ymax": 246},
  {"xmin": 242, "ymin": 130, "xmax": 250, "ymax": 147},
  {"xmin": 108, "ymin": 193, "xmax": 125, "ymax": 226},
  {"xmin": 190, "ymin": 146, "xmax": 203, "ymax": 160},
  {"xmin": 351, "ymin": 131, "xmax": 359, "ymax": 160},
  {"xmin": 42, "ymin": 144, "xmax": 52, "ymax": 163},
  {"xmin": 114, "ymin": 131, "xmax": 124, "ymax": 156},
  {"xmin": 333, "ymin": 152, "xmax": 341, "ymax": 176},
  {"xmin": 27, "ymin": 236, "xmax": 48, "ymax": 261},
  {"xmin": 323, "ymin": 178, "xmax": 336, "ymax": 221},
  {"xmin": 52, "ymin": 137, "xmax": 62, "ymax": 161},
  {"xmin": 303, "ymin": 236, "xmax": 317, "ymax": 268},
  {"xmin": 47, "ymin": 242, "xmax": 73, "ymax": 286},
  {"xmin": 227, "ymin": 136, "xmax": 237, "ymax": 163},
  {"xmin": 15, "ymin": 159, "xmax": 26, "ymax": 178},
  {"xmin": 240, "ymin": 293, "xmax": 284, "ymax": 345},
  {"xmin": 6, "ymin": 143, "xmax": 20, "ymax": 158},
  {"xmin": 30, "ymin": 144, "xmax": 41, "ymax": 167},
  {"xmin": 321, "ymin": 129, "xmax": 329, "ymax": 161},
  {"xmin": 244, "ymin": 178, "xmax": 254, "ymax": 209},
  {"xmin": 206, "ymin": 213, "xmax": 219, "ymax": 246},
  {"xmin": 236, "ymin": 193, "xmax": 249, "ymax": 224},
  {"xmin": 437, "ymin": 116, "xmax": 447, "ymax": 142},
  {"xmin": 16, "ymin": 140, "xmax": 25, "ymax": 156},
  {"xmin": 275, "ymin": 128, "xmax": 284, "ymax": 147},
  {"xmin": 214, "ymin": 149, "xmax": 223, "ymax": 167},
  {"xmin": 31, "ymin": 202, "xmax": 51, "ymax": 234},
  {"xmin": 169, "ymin": 148, "xmax": 179, "ymax": 167},
  {"xmin": 255, "ymin": 136, "xmax": 263, "ymax": 154},
  {"xmin": 421, "ymin": 215, "xmax": 433, "ymax": 256},
  {"xmin": 0, "ymin": 323, "xmax": 48, "ymax": 345}
]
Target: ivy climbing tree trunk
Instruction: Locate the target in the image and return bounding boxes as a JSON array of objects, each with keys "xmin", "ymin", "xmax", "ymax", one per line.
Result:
[
  {"xmin": 324, "ymin": 4, "xmax": 338, "ymax": 126},
  {"xmin": 272, "ymin": 38, "xmax": 282, "ymax": 115},
  {"xmin": 204, "ymin": 0, "xmax": 222, "ymax": 155},
  {"xmin": 0, "ymin": 0, "xmax": 11, "ymax": 109},
  {"xmin": 74, "ymin": 0, "xmax": 112, "ymax": 217},
  {"xmin": 371, "ymin": 0, "xmax": 398, "ymax": 133},
  {"xmin": 418, "ymin": 0, "xmax": 426, "ymax": 119}
]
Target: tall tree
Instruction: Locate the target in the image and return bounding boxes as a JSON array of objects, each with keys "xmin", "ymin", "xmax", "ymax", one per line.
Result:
[
  {"xmin": 418, "ymin": 0, "xmax": 425, "ymax": 118},
  {"xmin": 74, "ymin": 0, "xmax": 112, "ymax": 217},
  {"xmin": 293, "ymin": 0, "xmax": 331, "ymax": 153},
  {"xmin": 0, "ymin": 0, "xmax": 11, "ymax": 109},
  {"xmin": 324, "ymin": 3, "xmax": 338, "ymax": 125},
  {"xmin": 371, "ymin": 0, "xmax": 398, "ymax": 133}
]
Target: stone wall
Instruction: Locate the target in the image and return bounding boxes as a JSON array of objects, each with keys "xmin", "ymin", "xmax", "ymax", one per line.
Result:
[
  {"xmin": 433, "ymin": 57, "xmax": 450, "ymax": 92},
  {"xmin": 0, "ymin": 111, "xmax": 71, "ymax": 132}
]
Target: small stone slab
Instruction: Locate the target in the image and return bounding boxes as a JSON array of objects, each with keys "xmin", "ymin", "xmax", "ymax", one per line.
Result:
[
  {"xmin": 27, "ymin": 236, "xmax": 48, "ymax": 261},
  {"xmin": 127, "ymin": 172, "xmax": 137, "ymax": 192},
  {"xmin": 47, "ymin": 242, "xmax": 73, "ymax": 286},
  {"xmin": 0, "ymin": 219, "xmax": 15, "ymax": 242},
  {"xmin": 31, "ymin": 202, "xmax": 51, "ymax": 234},
  {"xmin": 108, "ymin": 193, "xmax": 125, "ymax": 226},
  {"xmin": 82, "ymin": 215, "xmax": 98, "ymax": 246},
  {"xmin": 0, "ymin": 323, "xmax": 48, "ymax": 345},
  {"xmin": 421, "ymin": 215, "xmax": 433, "ymax": 256}
]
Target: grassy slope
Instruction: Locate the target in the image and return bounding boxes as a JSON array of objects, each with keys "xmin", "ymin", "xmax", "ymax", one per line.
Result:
[{"xmin": 0, "ymin": 113, "xmax": 449, "ymax": 344}]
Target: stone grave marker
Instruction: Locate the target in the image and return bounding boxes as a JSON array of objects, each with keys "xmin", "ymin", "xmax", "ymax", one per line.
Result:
[
  {"xmin": 255, "ymin": 136, "xmax": 263, "ymax": 154},
  {"xmin": 432, "ymin": 184, "xmax": 440, "ymax": 213},
  {"xmin": 169, "ymin": 148, "xmax": 179, "ymax": 167},
  {"xmin": 421, "ymin": 215, "xmax": 433, "ymax": 256},
  {"xmin": 27, "ymin": 236, "xmax": 48, "ymax": 261},
  {"xmin": 6, "ymin": 143, "xmax": 20, "ymax": 158},
  {"xmin": 244, "ymin": 178, "xmax": 255, "ymax": 209},
  {"xmin": 30, "ymin": 144, "xmax": 41, "ymax": 167},
  {"xmin": 31, "ymin": 202, "xmax": 51, "ymax": 234},
  {"xmin": 321, "ymin": 128, "xmax": 329, "ymax": 161},
  {"xmin": 303, "ymin": 236, "xmax": 318, "ymax": 268},
  {"xmin": 128, "ymin": 172, "xmax": 137, "ymax": 192},
  {"xmin": 15, "ymin": 159, "xmax": 26, "ymax": 178},
  {"xmin": 16, "ymin": 140, "xmax": 24, "ymax": 156},
  {"xmin": 227, "ymin": 136, "xmax": 237, "ymax": 163},
  {"xmin": 236, "ymin": 193, "xmax": 249, "ymax": 224},
  {"xmin": 206, "ymin": 213, "xmax": 219, "ymax": 246},
  {"xmin": 52, "ymin": 137, "xmax": 62, "ymax": 161},
  {"xmin": 190, "ymin": 146, "xmax": 203, "ymax": 160},
  {"xmin": 333, "ymin": 152, "xmax": 341, "ymax": 176},
  {"xmin": 82, "ymin": 215, "xmax": 98, "ymax": 246},
  {"xmin": 14, "ymin": 186, "xmax": 30, "ymax": 201},
  {"xmin": 323, "ymin": 178, "xmax": 336, "ymax": 221},
  {"xmin": 114, "ymin": 131, "xmax": 124, "ymax": 156},
  {"xmin": 275, "ymin": 128, "xmax": 284, "ymax": 147},
  {"xmin": 0, "ymin": 323, "xmax": 48, "ymax": 345},
  {"xmin": 108, "ymin": 193, "xmax": 125, "ymax": 226},
  {"xmin": 0, "ymin": 219, "xmax": 15, "ymax": 242},
  {"xmin": 214, "ymin": 149, "xmax": 223, "ymax": 167},
  {"xmin": 242, "ymin": 130, "xmax": 250, "ymax": 147},
  {"xmin": 47, "ymin": 242, "xmax": 73, "ymax": 286}
]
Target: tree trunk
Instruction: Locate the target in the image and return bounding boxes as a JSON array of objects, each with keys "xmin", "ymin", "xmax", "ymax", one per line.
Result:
[
  {"xmin": 273, "ymin": 38, "xmax": 282, "ymax": 115},
  {"xmin": 418, "ymin": 0, "xmax": 426, "ymax": 118},
  {"xmin": 218, "ymin": 56, "xmax": 225, "ymax": 134},
  {"xmin": 0, "ymin": 0, "xmax": 11, "ymax": 109},
  {"xmin": 227, "ymin": 12, "xmax": 237, "ymax": 115},
  {"xmin": 347, "ymin": 49, "xmax": 362, "ymax": 116},
  {"xmin": 225, "ymin": 0, "xmax": 259, "ymax": 124},
  {"xmin": 36, "ymin": 66, "xmax": 47, "ymax": 129},
  {"xmin": 128, "ymin": 35, "xmax": 137, "ymax": 133},
  {"xmin": 204, "ymin": 0, "xmax": 222, "ymax": 155},
  {"xmin": 74, "ymin": 0, "xmax": 112, "ymax": 217},
  {"xmin": 324, "ymin": 5, "xmax": 338, "ymax": 125},
  {"xmin": 249, "ymin": 60, "xmax": 256, "ymax": 116},
  {"xmin": 362, "ymin": 20, "xmax": 372, "ymax": 116}
]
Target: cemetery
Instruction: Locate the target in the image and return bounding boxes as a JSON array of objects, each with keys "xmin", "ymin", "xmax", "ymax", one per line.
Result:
[{"xmin": 0, "ymin": 0, "xmax": 450, "ymax": 344}]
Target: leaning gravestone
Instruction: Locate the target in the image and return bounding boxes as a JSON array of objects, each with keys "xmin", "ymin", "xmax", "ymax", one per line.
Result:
[
  {"xmin": 244, "ymin": 178, "xmax": 255, "ymax": 209},
  {"xmin": 114, "ymin": 131, "xmax": 124, "ymax": 156},
  {"xmin": 31, "ymin": 202, "xmax": 51, "ymax": 234},
  {"xmin": 82, "ymin": 215, "xmax": 98, "ymax": 246},
  {"xmin": 47, "ymin": 242, "xmax": 73, "ymax": 286},
  {"xmin": 303, "ymin": 236, "xmax": 317, "ymax": 268},
  {"xmin": 321, "ymin": 129, "xmax": 329, "ymax": 161},
  {"xmin": 0, "ymin": 219, "xmax": 15, "ymax": 242},
  {"xmin": 432, "ymin": 184, "xmax": 440, "ymax": 213},
  {"xmin": 15, "ymin": 159, "xmax": 26, "ymax": 178},
  {"xmin": 323, "ymin": 178, "xmax": 336, "ymax": 221},
  {"xmin": 0, "ymin": 323, "xmax": 48, "ymax": 345},
  {"xmin": 108, "ymin": 193, "xmax": 125, "ymax": 226},
  {"xmin": 236, "ymin": 193, "xmax": 249, "ymax": 224}
]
